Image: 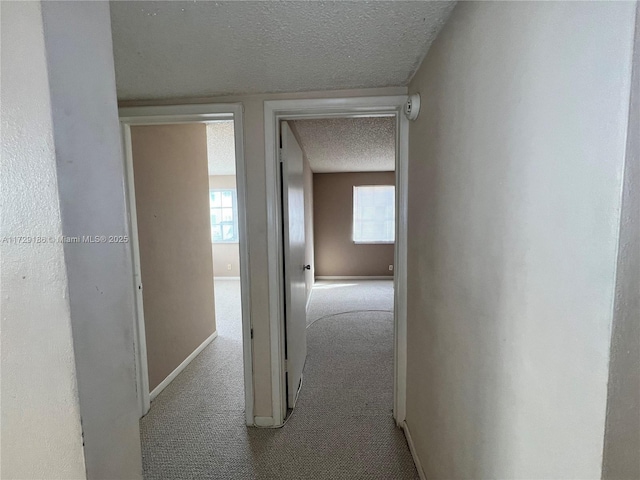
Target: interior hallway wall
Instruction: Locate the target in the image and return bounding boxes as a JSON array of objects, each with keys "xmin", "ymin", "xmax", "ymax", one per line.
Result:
[
  {"xmin": 602, "ymin": 6, "xmax": 640, "ymax": 478},
  {"xmin": 209, "ymin": 175, "xmax": 241, "ymax": 277},
  {"xmin": 1, "ymin": 2, "xmax": 88, "ymax": 477},
  {"xmin": 406, "ymin": 2, "xmax": 636, "ymax": 478},
  {"xmin": 39, "ymin": 1, "xmax": 144, "ymax": 478},
  {"xmin": 314, "ymin": 172, "xmax": 395, "ymax": 277},
  {"xmin": 120, "ymin": 86, "xmax": 407, "ymax": 420},
  {"xmin": 131, "ymin": 124, "xmax": 216, "ymax": 391}
]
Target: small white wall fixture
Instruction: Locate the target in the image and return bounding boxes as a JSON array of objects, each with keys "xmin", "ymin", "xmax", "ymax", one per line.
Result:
[
  {"xmin": 118, "ymin": 103, "xmax": 254, "ymax": 426},
  {"xmin": 264, "ymin": 96, "xmax": 410, "ymax": 426}
]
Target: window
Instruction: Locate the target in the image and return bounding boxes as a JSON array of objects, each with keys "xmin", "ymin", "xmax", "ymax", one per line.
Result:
[
  {"xmin": 210, "ymin": 189, "xmax": 238, "ymax": 243},
  {"xmin": 353, "ymin": 185, "xmax": 395, "ymax": 244}
]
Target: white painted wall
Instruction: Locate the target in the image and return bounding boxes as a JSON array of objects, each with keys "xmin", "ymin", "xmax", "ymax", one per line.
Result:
[
  {"xmin": 41, "ymin": 1, "xmax": 142, "ymax": 478},
  {"xmin": 406, "ymin": 2, "xmax": 637, "ymax": 478},
  {"xmin": 0, "ymin": 2, "xmax": 86, "ymax": 478},
  {"xmin": 602, "ymin": 6, "xmax": 640, "ymax": 479}
]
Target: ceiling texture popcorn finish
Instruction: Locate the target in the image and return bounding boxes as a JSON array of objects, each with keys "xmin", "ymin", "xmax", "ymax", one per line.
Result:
[
  {"xmin": 292, "ymin": 117, "xmax": 396, "ymax": 172},
  {"xmin": 109, "ymin": 1, "xmax": 457, "ymax": 100},
  {"xmin": 206, "ymin": 121, "xmax": 236, "ymax": 176}
]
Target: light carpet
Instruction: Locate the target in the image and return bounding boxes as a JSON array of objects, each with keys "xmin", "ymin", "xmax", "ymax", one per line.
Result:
[{"xmin": 140, "ymin": 279, "xmax": 417, "ymax": 479}]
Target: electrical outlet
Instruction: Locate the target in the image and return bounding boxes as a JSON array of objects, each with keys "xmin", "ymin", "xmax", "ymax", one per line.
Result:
[
  {"xmin": 389, "ymin": 265, "xmax": 394, "ymax": 271},
  {"xmin": 227, "ymin": 264, "xmax": 232, "ymax": 271}
]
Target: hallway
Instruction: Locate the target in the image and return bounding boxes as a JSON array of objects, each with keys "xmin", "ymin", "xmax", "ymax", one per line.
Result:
[{"xmin": 140, "ymin": 279, "xmax": 417, "ymax": 479}]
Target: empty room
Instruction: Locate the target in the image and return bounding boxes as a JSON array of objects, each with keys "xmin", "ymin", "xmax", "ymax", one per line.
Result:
[
  {"xmin": 123, "ymin": 116, "xmax": 253, "ymax": 476},
  {"xmin": 281, "ymin": 116, "xmax": 406, "ymax": 473}
]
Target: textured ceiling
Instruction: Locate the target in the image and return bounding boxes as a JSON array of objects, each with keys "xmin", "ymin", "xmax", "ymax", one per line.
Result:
[
  {"xmin": 291, "ymin": 117, "xmax": 395, "ymax": 173},
  {"xmin": 110, "ymin": 1, "xmax": 456, "ymax": 100},
  {"xmin": 206, "ymin": 121, "xmax": 235, "ymax": 176}
]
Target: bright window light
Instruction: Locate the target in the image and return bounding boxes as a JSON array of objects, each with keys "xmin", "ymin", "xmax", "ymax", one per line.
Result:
[
  {"xmin": 353, "ymin": 185, "xmax": 395, "ymax": 244},
  {"xmin": 210, "ymin": 189, "xmax": 238, "ymax": 243}
]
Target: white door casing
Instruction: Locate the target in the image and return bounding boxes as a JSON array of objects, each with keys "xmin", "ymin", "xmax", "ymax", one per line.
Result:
[
  {"xmin": 280, "ymin": 122, "xmax": 308, "ymax": 408},
  {"xmin": 264, "ymin": 95, "xmax": 409, "ymax": 427},
  {"xmin": 118, "ymin": 104, "xmax": 254, "ymax": 426}
]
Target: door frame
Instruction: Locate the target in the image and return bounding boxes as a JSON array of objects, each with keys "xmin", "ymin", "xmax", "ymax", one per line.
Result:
[
  {"xmin": 264, "ymin": 96, "xmax": 409, "ymax": 426},
  {"xmin": 119, "ymin": 103, "xmax": 254, "ymax": 425}
]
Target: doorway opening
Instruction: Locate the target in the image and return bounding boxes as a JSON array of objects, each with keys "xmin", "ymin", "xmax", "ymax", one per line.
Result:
[
  {"xmin": 279, "ymin": 118, "xmax": 397, "ymax": 418},
  {"xmin": 207, "ymin": 121, "xmax": 243, "ymax": 353},
  {"xmin": 119, "ymin": 104, "xmax": 253, "ymax": 426},
  {"xmin": 264, "ymin": 96, "xmax": 409, "ymax": 428}
]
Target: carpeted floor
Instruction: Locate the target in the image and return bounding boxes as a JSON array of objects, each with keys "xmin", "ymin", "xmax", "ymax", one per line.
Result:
[
  {"xmin": 307, "ymin": 280, "xmax": 396, "ymax": 325},
  {"xmin": 140, "ymin": 279, "xmax": 418, "ymax": 479}
]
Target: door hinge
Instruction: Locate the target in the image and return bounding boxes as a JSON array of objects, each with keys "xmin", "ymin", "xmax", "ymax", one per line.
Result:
[
  {"xmin": 284, "ymin": 359, "xmax": 287, "ymax": 372},
  {"xmin": 250, "ymin": 328, "xmax": 253, "ymax": 339},
  {"xmin": 279, "ymin": 148, "xmax": 283, "ymax": 164}
]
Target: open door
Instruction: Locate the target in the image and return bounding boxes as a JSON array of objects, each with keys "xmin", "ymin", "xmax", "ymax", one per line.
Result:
[{"xmin": 280, "ymin": 121, "xmax": 308, "ymax": 408}]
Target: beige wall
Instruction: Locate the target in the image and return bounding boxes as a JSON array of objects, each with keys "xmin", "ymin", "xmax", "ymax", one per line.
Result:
[
  {"xmin": 131, "ymin": 124, "xmax": 216, "ymax": 391},
  {"xmin": 209, "ymin": 174, "xmax": 236, "ymax": 189},
  {"xmin": 212, "ymin": 243, "xmax": 240, "ymax": 277},
  {"xmin": 602, "ymin": 6, "xmax": 640, "ymax": 479},
  {"xmin": 406, "ymin": 2, "xmax": 636, "ymax": 479},
  {"xmin": 314, "ymin": 172, "xmax": 395, "ymax": 277},
  {"xmin": 121, "ymin": 86, "xmax": 407, "ymax": 419},
  {"xmin": 209, "ymin": 175, "xmax": 240, "ymax": 277}
]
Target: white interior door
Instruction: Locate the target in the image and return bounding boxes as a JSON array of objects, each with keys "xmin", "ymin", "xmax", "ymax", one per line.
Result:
[{"xmin": 281, "ymin": 121, "xmax": 307, "ymax": 408}]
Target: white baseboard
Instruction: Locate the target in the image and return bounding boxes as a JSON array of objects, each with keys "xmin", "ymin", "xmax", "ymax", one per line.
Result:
[
  {"xmin": 401, "ymin": 421, "xmax": 427, "ymax": 480},
  {"xmin": 254, "ymin": 416, "xmax": 274, "ymax": 427},
  {"xmin": 150, "ymin": 330, "xmax": 218, "ymax": 401},
  {"xmin": 315, "ymin": 276, "xmax": 394, "ymax": 281},
  {"xmin": 214, "ymin": 276, "xmax": 240, "ymax": 280}
]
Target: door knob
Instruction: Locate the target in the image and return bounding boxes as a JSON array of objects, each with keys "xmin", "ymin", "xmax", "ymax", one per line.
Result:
[{"xmin": 303, "ymin": 265, "xmax": 311, "ymax": 270}]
